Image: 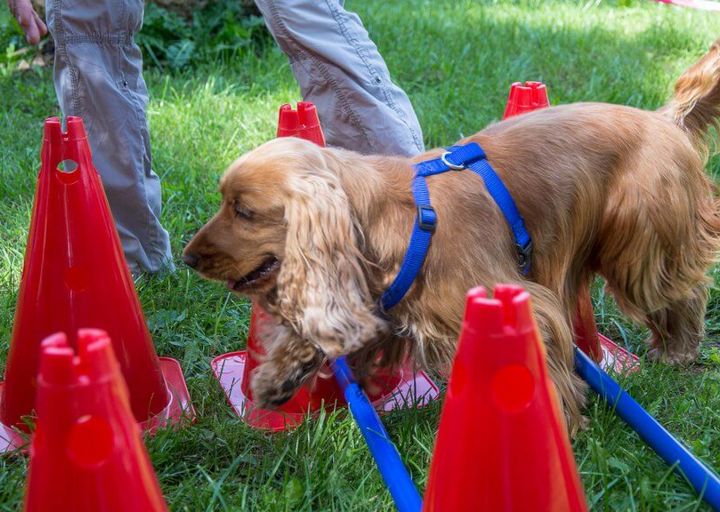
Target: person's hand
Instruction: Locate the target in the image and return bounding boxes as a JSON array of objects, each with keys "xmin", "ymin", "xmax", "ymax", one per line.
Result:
[{"xmin": 8, "ymin": 0, "xmax": 47, "ymax": 45}]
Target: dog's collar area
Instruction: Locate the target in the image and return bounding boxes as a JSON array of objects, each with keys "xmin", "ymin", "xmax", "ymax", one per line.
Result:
[{"xmin": 380, "ymin": 142, "xmax": 533, "ymax": 311}]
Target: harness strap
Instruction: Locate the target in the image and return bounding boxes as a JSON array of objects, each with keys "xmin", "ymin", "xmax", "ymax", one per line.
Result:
[
  {"xmin": 380, "ymin": 176, "xmax": 436, "ymax": 310},
  {"xmin": 452, "ymin": 147, "xmax": 533, "ymax": 274},
  {"xmin": 380, "ymin": 142, "xmax": 532, "ymax": 311}
]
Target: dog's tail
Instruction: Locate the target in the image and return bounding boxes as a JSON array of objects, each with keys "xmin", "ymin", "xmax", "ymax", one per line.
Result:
[{"xmin": 663, "ymin": 38, "xmax": 720, "ymax": 148}]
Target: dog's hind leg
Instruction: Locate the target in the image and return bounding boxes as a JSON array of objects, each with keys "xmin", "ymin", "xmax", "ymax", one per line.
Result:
[
  {"xmin": 594, "ymin": 128, "xmax": 720, "ymax": 364},
  {"xmin": 598, "ymin": 215, "xmax": 712, "ymax": 367},
  {"xmin": 644, "ymin": 284, "xmax": 708, "ymax": 365}
]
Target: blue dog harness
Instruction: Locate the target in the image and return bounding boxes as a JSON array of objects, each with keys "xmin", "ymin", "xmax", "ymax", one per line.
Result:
[{"xmin": 380, "ymin": 142, "xmax": 533, "ymax": 311}]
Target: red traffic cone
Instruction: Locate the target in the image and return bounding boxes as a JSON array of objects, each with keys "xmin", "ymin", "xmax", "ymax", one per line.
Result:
[
  {"xmin": 211, "ymin": 307, "xmax": 438, "ymax": 430},
  {"xmin": 574, "ymin": 284, "xmax": 603, "ymax": 362},
  {"xmin": 277, "ymin": 102, "xmax": 326, "ymax": 146},
  {"xmin": 574, "ymin": 285, "xmax": 639, "ymax": 373},
  {"xmin": 502, "ymin": 81, "xmax": 550, "ymax": 119},
  {"xmin": 423, "ymin": 285, "xmax": 588, "ymax": 511},
  {"xmin": 0, "ymin": 117, "xmax": 193, "ymax": 452},
  {"xmin": 23, "ymin": 329, "xmax": 168, "ymax": 511},
  {"xmin": 210, "ymin": 102, "xmax": 439, "ymax": 430}
]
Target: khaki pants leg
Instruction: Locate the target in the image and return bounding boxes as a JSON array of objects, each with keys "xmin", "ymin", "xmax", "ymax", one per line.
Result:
[
  {"xmin": 255, "ymin": 0, "xmax": 425, "ymax": 156},
  {"xmin": 46, "ymin": 0, "xmax": 174, "ymax": 274}
]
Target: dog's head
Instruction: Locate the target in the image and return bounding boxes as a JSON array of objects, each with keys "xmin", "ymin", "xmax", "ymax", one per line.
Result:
[{"xmin": 183, "ymin": 137, "xmax": 385, "ymax": 357}]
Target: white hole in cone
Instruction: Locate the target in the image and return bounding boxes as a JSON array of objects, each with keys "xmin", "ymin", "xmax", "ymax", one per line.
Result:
[{"xmin": 57, "ymin": 159, "xmax": 78, "ymax": 174}]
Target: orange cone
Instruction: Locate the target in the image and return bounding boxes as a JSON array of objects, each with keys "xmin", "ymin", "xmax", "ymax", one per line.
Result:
[
  {"xmin": 0, "ymin": 117, "xmax": 193, "ymax": 452},
  {"xmin": 210, "ymin": 103, "xmax": 439, "ymax": 430},
  {"xmin": 23, "ymin": 329, "xmax": 168, "ymax": 511},
  {"xmin": 423, "ymin": 285, "xmax": 588, "ymax": 511}
]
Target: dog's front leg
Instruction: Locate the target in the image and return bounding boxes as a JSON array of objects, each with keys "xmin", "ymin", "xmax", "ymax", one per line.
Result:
[{"xmin": 250, "ymin": 325, "xmax": 325, "ymax": 409}]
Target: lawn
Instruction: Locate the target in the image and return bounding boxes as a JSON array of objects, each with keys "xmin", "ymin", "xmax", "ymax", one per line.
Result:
[{"xmin": 1, "ymin": 0, "xmax": 720, "ymax": 510}]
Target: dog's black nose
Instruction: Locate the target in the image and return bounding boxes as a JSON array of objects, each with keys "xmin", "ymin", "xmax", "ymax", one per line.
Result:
[{"xmin": 183, "ymin": 252, "xmax": 199, "ymax": 268}]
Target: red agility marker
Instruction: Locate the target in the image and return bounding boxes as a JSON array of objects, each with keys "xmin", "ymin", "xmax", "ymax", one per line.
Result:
[
  {"xmin": 212, "ymin": 307, "xmax": 438, "ymax": 431},
  {"xmin": 23, "ymin": 330, "xmax": 168, "ymax": 512},
  {"xmin": 210, "ymin": 102, "xmax": 439, "ymax": 430},
  {"xmin": 277, "ymin": 102, "xmax": 326, "ymax": 146},
  {"xmin": 0, "ymin": 117, "xmax": 193, "ymax": 452},
  {"xmin": 503, "ymin": 81, "xmax": 550, "ymax": 119},
  {"xmin": 573, "ymin": 285, "xmax": 639, "ymax": 373},
  {"xmin": 423, "ymin": 285, "xmax": 589, "ymax": 512}
]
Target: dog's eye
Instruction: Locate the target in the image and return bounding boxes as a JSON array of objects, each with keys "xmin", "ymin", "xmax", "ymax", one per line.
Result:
[{"xmin": 234, "ymin": 202, "xmax": 254, "ymax": 220}]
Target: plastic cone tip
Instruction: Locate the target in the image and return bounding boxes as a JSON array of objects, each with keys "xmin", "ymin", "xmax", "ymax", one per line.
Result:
[
  {"xmin": 277, "ymin": 104, "xmax": 300, "ymax": 137},
  {"xmin": 462, "ymin": 285, "xmax": 534, "ymax": 336},
  {"xmin": 297, "ymin": 102, "xmax": 320, "ymax": 127},
  {"xmin": 503, "ymin": 81, "xmax": 550, "ymax": 119},
  {"xmin": 276, "ymin": 102, "xmax": 326, "ymax": 146}
]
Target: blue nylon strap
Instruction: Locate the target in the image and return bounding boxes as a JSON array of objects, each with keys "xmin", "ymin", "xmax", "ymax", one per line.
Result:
[
  {"xmin": 465, "ymin": 158, "xmax": 533, "ymax": 274},
  {"xmin": 380, "ymin": 175, "xmax": 436, "ymax": 310},
  {"xmin": 414, "ymin": 143, "xmax": 485, "ymax": 177},
  {"xmin": 444, "ymin": 143, "xmax": 532, "ymax": 273},
  {"xmin": 380, "ymin": 142, "xmax": 532, "ymax": 311},
  {"xmin": 443, "ymin": 143, "xmax": 485, "ymax": 168},
  {"xmin": 413, "ymin": 158, "xmax": 448, "ymax": 177}
]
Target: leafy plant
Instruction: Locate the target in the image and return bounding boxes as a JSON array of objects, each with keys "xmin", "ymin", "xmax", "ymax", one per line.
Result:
[
  {"xmin": 0, "ymin": 1, "xmax": 269, "ymax": 75},
  {"xmin": 0, "ymin": 9, "xmax": 34, "ymax": 76},
  {"xmin": 137, "ymin": 1, "xmax": 268, "ymax": 71}
]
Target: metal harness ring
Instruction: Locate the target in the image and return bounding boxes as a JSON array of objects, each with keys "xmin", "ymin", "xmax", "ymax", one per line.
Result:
[{"xmin": 440, "ymin": 151, "xmax": 465, "ymax": 170}]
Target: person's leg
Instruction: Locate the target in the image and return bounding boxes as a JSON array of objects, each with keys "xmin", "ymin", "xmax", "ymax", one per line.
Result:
[
  {"xmin": 255, "ymin": 0, "xmax": 424, "ymax": 156},
  {"xmin": 46, "ymin": 0, "xmax": 173, "ymax": 274}
]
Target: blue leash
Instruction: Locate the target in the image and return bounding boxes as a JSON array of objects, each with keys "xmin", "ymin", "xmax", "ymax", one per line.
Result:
[
  {"xmin": 332, "ymin": 357, "xmax": 422, "ymax": 512},
  {"xmin": 575, "ymin": 348, "xmax": 720, "ymax": 510}
]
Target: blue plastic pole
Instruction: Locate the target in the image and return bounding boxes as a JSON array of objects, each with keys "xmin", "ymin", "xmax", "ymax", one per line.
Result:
[
  {"xmin": 332, "ymin": 356, "xmax": 423, "ymax": 512},
  {"xmin": 574, "ymin": 347, "xmax": 720, "ymax": 510}
]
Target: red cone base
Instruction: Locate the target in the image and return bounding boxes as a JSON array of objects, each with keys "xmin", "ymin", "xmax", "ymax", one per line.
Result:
[
  {"xmin": 423, "ymin": 285, "xmax": 589, "ymax": 511},
  {"xmin": 597, "ymin": 333, "xmax": 639, "ymax": 373},
  {"xmin": 0, "ymin": 117, "xmax": 194, "ymax": 453},
  {"xmin": 574, "ymin": 295, "xmax": 639, "ymax": 374},
  {"xmin": 23, "ymin": 329, "xmax": 168, "ymax": 511},
  {"xmin": 501, "ymin": 81, "xmax": 638, "ymax": 373},
  {"xmin": 140, "ymin": 358, "xmax": 194, "ymax": 433},
  {"xmin": 0, "ymin": 390, "xmax": 24, "ymax": 451},
  {"xmin": 0, "ymin": 359, "xmax": 192, "ymax": 453},
  {"xmin": 211, "ymin": 353, "xmax": 439, "ymax": 431},
  {"xmin": 211, "ymin": 307, "xmax": 439, "ymax": 431},
  {"xmin": 0, "ymin": 359, "xmax": 191, "ymax": 453}
]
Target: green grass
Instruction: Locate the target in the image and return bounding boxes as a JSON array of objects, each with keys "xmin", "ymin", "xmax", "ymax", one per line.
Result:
[{"xmin": 1, "ymin": 0, "xmax": 720, "ymax": 510}]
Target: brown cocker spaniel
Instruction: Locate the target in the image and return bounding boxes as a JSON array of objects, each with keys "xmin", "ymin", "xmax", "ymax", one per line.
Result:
[{"xmin": 184, "ymin": 39, "xmax": 720, "ymax": 434}]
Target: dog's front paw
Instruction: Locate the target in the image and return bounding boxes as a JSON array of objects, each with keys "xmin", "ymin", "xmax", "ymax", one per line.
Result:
[{"xmin": 250, "ymin": 348, "xmax": 325, "ymax": 409}]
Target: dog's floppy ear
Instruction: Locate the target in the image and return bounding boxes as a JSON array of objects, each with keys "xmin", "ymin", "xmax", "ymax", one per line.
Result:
[{"xmin": 275, "ymin": 154, "xmax": 386, "ymax": 358}]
